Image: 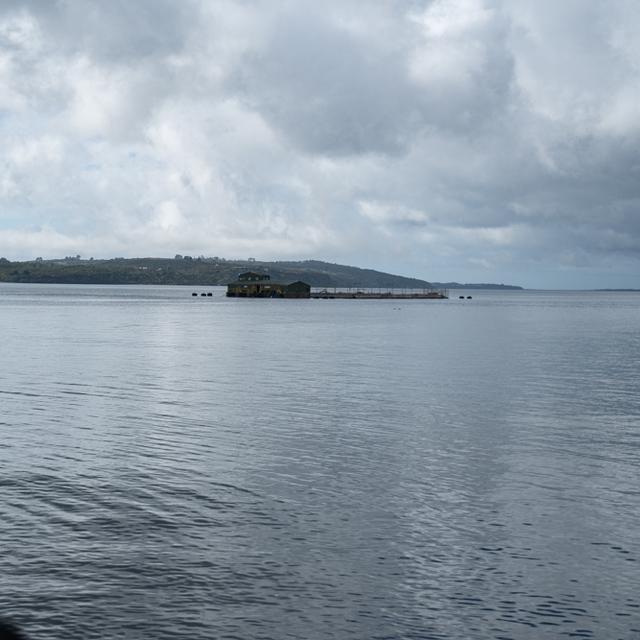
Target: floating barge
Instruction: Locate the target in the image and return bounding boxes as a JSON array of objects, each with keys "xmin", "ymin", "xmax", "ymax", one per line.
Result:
[
  {"xmin": 227, "ymin": 272, "xmax": 311, "ymax": 298},
  {"xmin": 226, "ymin": 272, "xmax": 448, "ymax": 300},
  {"xmin": 311, "ymin": 288, "xmax": 448, "ymax": 300}
]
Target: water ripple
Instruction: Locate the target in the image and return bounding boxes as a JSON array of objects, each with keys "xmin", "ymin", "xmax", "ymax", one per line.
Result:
[{"xmin": 0, "ymin": 286, "xmax": 639, "ymax": 638}]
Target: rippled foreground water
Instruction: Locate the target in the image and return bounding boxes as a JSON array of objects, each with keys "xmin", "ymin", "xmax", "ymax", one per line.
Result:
[{"xmin": 1, "ymin": 284, "xmax": 639, "ymax": 639}]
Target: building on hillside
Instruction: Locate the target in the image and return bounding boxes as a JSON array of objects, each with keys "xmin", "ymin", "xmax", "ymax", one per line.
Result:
[
  {"xmin": 226, "ymin": 272, "xmax": 311, "ymax": 298},
  {"xmin": 236, "ymin": 271, "xmax": 270, "ymax": 282}
]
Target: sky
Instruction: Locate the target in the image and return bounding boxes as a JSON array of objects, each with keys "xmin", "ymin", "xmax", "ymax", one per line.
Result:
[{"xmin": 1, "ymin": 0, "xmax": 640, "ymax": 289}]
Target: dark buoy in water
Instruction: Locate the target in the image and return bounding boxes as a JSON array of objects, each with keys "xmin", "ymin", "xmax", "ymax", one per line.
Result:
[
  {"xmin": 207, "ymin": 292, "xmax": 213, "ymax": 297},
  {"xmin": 459, "ymin": 295, "xmax": 465, "ymax": 299},
  {"xmin": 200, "ymin": 293, "xmax": 207, "ymax": 296},
  {"xmin": 192, "ymin": 292, "xmax": 198, "ymax": 296},
  {"xmin": 467, "ymin": 296, "xmax": 472, "ymax": 299}
]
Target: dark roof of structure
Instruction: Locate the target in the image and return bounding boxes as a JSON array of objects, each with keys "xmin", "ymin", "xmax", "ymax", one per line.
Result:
[
  {"xmin": 237, "ymin": 271, "xmax": 270, "ymax": 281},
  {"xmin": 227, "ymin": 279, "xmax": 310, "ymax": 288}
]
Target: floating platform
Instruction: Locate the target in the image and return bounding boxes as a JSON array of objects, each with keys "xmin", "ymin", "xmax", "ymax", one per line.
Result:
[{"xmin": 311, "ymin": 289, "xmax": 448, "ymax": 300}]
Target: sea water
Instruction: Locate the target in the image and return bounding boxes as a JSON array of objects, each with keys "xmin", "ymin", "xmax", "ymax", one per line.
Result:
[{"xmin": 1, "ymin": 284, "xmax": 639, "ymax": 639}]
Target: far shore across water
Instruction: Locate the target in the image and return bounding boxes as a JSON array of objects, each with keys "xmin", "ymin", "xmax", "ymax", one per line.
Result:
[{"xmin": 0, "ymin": 256, "xmax": 523, "ymax": 290}]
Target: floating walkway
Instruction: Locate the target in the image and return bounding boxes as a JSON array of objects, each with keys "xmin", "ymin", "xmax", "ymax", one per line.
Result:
[{"xmin": 311, "ymin": 289, "xmax": 448, "ymax": 300}]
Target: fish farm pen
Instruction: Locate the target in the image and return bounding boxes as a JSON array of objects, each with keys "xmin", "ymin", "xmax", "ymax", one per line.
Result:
[
  {"xmin": 310, "ymin": 288, "xmax": 449, "ymax": 299},
  {"xmin": 224, "ymin": 273, "xmax": 448, "ymax": 299}
]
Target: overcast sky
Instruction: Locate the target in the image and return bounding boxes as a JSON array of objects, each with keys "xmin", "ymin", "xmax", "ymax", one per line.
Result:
[{"xmin": 1, "ymin": 0, "xmax": 640, "ymax": 288}]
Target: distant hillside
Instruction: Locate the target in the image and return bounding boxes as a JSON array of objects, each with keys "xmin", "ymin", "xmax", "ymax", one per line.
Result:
[
  {"xmin": 0, "ymin": 257, "xmax": 432, "ymax": 288},
  {"xmin": 0, "ymin": 256, "xmax": 521, "ymax": 289},
  {"xmin": 430, "ymin": 282, "xmax": 523, "ymax": 290}
]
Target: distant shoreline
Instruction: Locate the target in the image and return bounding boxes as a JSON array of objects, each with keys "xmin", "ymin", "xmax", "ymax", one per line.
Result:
[
  {"xmin": 0, "ymin": 257, "xmax": 523, "ymax": 290},
  {"xmin": 429, "ymin": 282, "xmax": 522, "ymax": 290}
]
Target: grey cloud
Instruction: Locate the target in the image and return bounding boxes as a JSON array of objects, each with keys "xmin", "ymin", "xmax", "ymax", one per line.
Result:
[
  {"xmin": 234, "ymin": 6, "xmax": 418, "ymax": 156},
  {"xmin": 234, "ymin": 2, "xmax": 514, "ymax": 156},
  {"xmin": 1, "ymin": 0, "xmax": 194, "ymax": 60}
]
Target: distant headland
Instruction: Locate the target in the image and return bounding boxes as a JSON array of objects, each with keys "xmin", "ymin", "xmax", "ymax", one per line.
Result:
[{"xmin": 0, "ymin": 256, "xmax": 523, "ymax": 290}]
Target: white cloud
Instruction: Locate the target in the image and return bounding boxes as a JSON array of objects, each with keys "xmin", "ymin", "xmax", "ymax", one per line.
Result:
[
  {"xmin": 409, "ymin": 0, "xmax": 494, "ymax": 85},
  {"xmin": 8, "ymin": 134, "xmax": 63, "ymax": 167},
  {"xmin": 359, "ymin": 200, "xmax": 430, "ymax": 225}
]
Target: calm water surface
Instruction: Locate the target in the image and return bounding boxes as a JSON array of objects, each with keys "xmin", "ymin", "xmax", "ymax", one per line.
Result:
[{"xmin": 1, "ymin": 284, "xmax": 639, "ymax": 639}]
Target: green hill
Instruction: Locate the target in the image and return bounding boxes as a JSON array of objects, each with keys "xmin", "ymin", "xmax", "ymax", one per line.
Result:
[
  {"xmin": 0, "ymin": 256, "xmax": 522, "ymax": 289},
  {"xmin": 0, "ymin": 257, "xmax": 433, "ymax": 288}
]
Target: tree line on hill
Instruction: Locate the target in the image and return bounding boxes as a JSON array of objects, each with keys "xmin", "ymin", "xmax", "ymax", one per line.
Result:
[{"xmin": 0, "ymin": 256, "xmax": 522, "ymax": 289}]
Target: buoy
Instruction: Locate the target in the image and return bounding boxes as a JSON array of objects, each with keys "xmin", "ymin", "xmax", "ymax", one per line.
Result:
[
  {"xmin": 207, "ymin": 292, "xmax": 212, "ymax": 297},
  {"xmin": 467, "ymin": 296, "xmax": 472, "ymax": 299},
  {"xmin": 201, "ymin": 293, "xmax": 206, "ymax": 296},
  {"xmin": 192, "ymin": 292, "xmax": 198, "ymax": 296},
  {"xmin": 459, "ymin": 295, "xmax": 465, "ymax": 299}
]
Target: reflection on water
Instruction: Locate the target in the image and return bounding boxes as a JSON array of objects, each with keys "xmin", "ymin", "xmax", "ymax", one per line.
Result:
[{"xmin": 1, "ymin": 285, "xmax": 639, "ymax": 639}]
